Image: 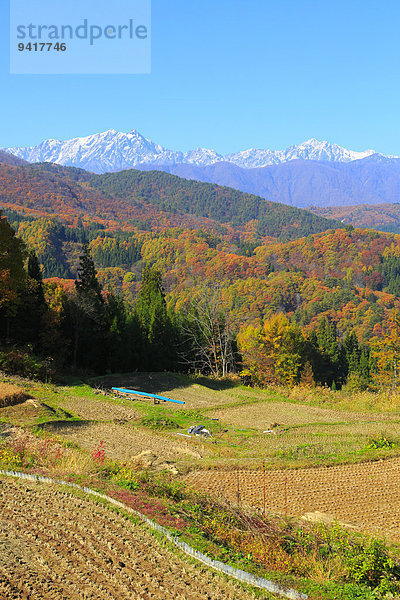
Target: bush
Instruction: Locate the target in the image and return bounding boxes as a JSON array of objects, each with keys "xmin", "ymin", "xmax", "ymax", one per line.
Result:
[
  {"xmin": 366, "ymin": 434, "xmax": 397, "ymax": 450},
  {"xmin": 345, "ymin": 538, "xmax": 398, "ymax": 594},
  {"xmin": 0, "ymin": 349, "xmax": 55, "ymax": 381},
  {"xmin": 343, "ymin": 373, "xmax": 370, "ymax": 393},
  {"xmin": 140, "ymin": 415, "xmax": 179, "ymax": 430},
  {"xmin": 314, "ymin": 524, "xmax": 400, "ymax": 594}
]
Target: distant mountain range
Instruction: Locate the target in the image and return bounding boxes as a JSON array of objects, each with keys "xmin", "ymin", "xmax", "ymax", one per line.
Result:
[
  {"xmin": 3, "ymin": 129, "xmax": 400, "ymax": 209},
  {"xmin": 3, "ymin": 129, "xmax": 380, "ymax": 173},
  {"xmin": 140, "ymin": 155, "xmax": 400, "ymax": 208}
]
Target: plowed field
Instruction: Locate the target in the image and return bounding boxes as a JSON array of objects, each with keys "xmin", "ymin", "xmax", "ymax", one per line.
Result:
[
  {"xmin": 185, "ymin": 458, "xmax": 400, "ymax": 541},
  {"xmin": 42, "ymin": 421, "xmax": 205, "ymax": 461},
  {"xmin": 0, "ymin": 477, "xmax": 257, "ymax": 600}
]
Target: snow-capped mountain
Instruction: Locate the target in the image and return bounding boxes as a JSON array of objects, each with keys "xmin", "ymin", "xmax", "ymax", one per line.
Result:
[
  {"xmin": 4, "ymin": 129, "xmax": 180, "ymax": 173},
  {"xmin": 3, "ymin": 129, "xmax": 386, "ymax": 174},
  {"xmin": 225, "ymin": 139, "xmax": 376, "ymax": 169}
]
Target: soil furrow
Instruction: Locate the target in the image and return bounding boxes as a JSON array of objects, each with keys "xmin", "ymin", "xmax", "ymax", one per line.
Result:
[{"xmin": 0, "ymin": 478, "xmax": 256, "ymax": 600}]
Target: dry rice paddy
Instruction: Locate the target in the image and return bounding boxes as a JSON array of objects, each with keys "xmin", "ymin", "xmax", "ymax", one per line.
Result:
[
  {"xmin": 0, "ymin": 477, "xmax": 257, "ymax": 600},
  {"xmin": 185, "ymin": 458, "xmax": 400, "ymax": 541}
]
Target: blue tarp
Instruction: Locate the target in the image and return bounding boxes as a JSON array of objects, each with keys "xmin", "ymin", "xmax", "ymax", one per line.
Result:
[{"xmin": 112, "ymin": 387, "xmax": 185, "ymax": 405}]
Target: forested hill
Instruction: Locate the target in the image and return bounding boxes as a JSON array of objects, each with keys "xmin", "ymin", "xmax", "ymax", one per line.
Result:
[
  {"xmin": 84, "ymin": 167, "xmax": 343, "ymax": 240},
  {"xmin": 0, "ymin": 150, "xmax": 27, "ymax": 167},
  {"xmin": 309, "ymin": 203, "xmax": 400, "ymax": 234},
  {"xmin": 9, "ymin": 162, "xmax": 343, "ymax": 241}
]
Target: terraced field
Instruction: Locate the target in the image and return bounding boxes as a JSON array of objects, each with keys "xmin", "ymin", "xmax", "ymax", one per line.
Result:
[
  {"xmin": 41, "ymin": 420, "xmax": 206, "ymax": 462},
  {"xmin": 41, "ymin": 375, "xmax": 400, "ymax": 471},
  {"xmin": 185, "ymin": 458, "xmax": 400, "ymax": 541},
  {"xmin": 3, "ymin": 373, "xmax": 400, "ymax": 544},
  {"xmin": 0, "ymin": 477, "xmax": 257, "ymax": 600}
]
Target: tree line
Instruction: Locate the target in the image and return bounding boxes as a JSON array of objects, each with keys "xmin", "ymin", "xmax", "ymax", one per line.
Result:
[
  {"xmin": 0, "ymin": 214, "xmax": 238, "ymax": 377},
  {"xmin": 238, "ymin": 314, "xmax": 372, "ymax": 390},
  {"xmin": 1, "ymin": 212, "xmax": 399, "ymax": 391}
]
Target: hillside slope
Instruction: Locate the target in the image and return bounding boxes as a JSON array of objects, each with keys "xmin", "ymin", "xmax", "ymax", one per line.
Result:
[
  {"xmin": 0, "ymin": 162, "xmax": 342, "ymax": 240},
  {"xmin": 0, "ymin": 150, "xmax": 27, "ymax": 167},
  {"xmin": 309, "ymin": 203, "xmax": 400, "ymax": 233}
]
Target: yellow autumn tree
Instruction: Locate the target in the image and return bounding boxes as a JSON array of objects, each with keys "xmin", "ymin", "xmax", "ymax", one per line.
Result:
[
  {"xmin": 237, "ymin": 323, "xmax": 264, "ymax": 385},
  {"xmin": 238, "ymin": 314, "xmax": 305, "ymax": 386},
  {"xmin": 372, "ymin": 308, "xmax": 400, "ymax": 392},
  {"xmin": 260, "ymin": 314, "xmax": 304, "ymax": 385}
]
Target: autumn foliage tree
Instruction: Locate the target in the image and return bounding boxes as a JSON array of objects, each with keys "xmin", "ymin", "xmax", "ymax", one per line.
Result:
[
  {"xmin": 372, "ymin": 308, "xmax": 400, "ymax": 392},
  {"xmin": 238, "ymin": 314, "xmax": 305, "ymax": 386}
]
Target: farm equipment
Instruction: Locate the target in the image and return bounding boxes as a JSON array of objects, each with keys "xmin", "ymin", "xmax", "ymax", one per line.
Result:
[{"xmin": 112, "ymin": 387, "xmax": 185, "ymax": 405}]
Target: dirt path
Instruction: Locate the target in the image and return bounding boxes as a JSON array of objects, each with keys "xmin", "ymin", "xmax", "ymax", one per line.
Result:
[
  {"xmin": 185, "ymin": 458, "xmax": 400, "ymax": 541},
  {"xmin": 0, "ymin": 477, "xmax": 257, "ymax": 600}
]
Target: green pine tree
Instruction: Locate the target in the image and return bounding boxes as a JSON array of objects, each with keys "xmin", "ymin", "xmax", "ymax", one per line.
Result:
[
  {"xmin": 0, "ymin": 214, "xmax": 26, "ymax": 341},
  {"xmin": 65, "ymin": 244, "xmax": 105, "ymax": 371},
  {"xmin": 135, "ymin": 265, "xmax": 175, "ymax": 370},
  {"xmin": 27, "ymin": 250, "xmax": 42, "ymax": 283},
  {"xmin": 75, "ymin": 244, "xmax": 102, "ymax": 300}
]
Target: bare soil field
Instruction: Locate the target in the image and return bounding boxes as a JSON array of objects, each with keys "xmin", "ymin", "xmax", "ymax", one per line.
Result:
[
  {"xmin": 0, "ymin": 477, "xmax": 257, "ymax": 600},
  {"xmin": 5, "ymin": 376, "xmax": 400, "ymax": 471},
  {"xmin": 0, "ymin": 399, "xmax": 46, "ymax": 426},
  {"xmin": 5, "ymin": 375, "xmax": 400, "ymax": 549},
  {"xmin": 185, "ymin": 458, "xmax": 400, "ymax": 541},
  {"xmin": 212, "ymin": 399, "xmax": 398, "ymax": 429},
  {"xmin": 57, "ymin": 394, "xmax": 142, "ymax": 423},
  {"xmin": 90, "ymin": 373, "xmax": 400, "ymax": 434},
  {"xmin": 42, "ymin": 420, "xmax": 206, "ymax": 462},
  {"xmin": 95, "ymin": 373, "xmax": 243, "ymax": 410}
]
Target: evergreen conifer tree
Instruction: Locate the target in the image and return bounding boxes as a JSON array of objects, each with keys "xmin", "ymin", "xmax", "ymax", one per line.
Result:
[
  {"xmin": 75, "ymin": 244, "xmax": 102, "ymax": 300},
  {"xmin": 64, "ymin": 244, "xmax": 105, "ymax": 371},
  {"xmin": 27, "ymin": 250, "xmax": 42, "ymax": 283},
  {"xmin": 13, "ymin": 249, "xmax": 47, "ymax": 346},
  {"xmin": 135, "ymin": 265, "xmax": 175, "ymax": 370}
]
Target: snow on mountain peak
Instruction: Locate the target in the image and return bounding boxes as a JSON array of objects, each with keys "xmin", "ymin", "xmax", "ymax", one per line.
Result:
[{"xmin": 2, "ymin": 130, "xmax": 393, "ymax": 174}]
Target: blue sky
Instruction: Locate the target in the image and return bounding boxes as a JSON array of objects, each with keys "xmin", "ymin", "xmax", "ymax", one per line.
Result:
[{"xmin": 1, "ymin": 0, "xmax": 400, "ymax": 155}]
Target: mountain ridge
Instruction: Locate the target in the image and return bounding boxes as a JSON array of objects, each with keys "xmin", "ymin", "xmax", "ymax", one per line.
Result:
[
  {"xmin": 137, "ymin": 156, "xmax": 400, "ymax": 208},
  {"xmin": 0, "ymin": 161, "xmax": 342, "ymax": 241},
  {"xmin": 0, "ymin": 149, "xmax": 27, "ymax": 167},
  {"xmin": 3, "ymin": 129, "xmax": 381, "ymax": 174}
]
